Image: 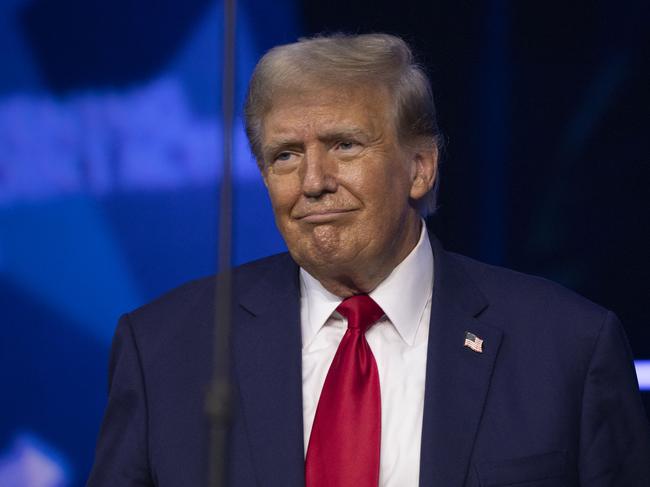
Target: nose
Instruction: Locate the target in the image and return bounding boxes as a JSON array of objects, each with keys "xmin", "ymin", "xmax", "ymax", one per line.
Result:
[{"xmin": 300, "ymin": 148, "xmax": 338, "ymax": 198}]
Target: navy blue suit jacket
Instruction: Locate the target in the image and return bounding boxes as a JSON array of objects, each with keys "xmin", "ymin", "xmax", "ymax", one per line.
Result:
[{"xmin": 87, "ymin": 236, "xmax": 650, "ymax": 486}]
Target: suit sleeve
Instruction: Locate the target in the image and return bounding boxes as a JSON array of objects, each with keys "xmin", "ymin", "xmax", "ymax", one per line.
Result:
[
  {"xmin": 578, "ymin": 311, "xmax": 650, "ymax": 486},
  {"xmin": 87, "ymin": 314, "xmax": 154, "ymax": 486}
]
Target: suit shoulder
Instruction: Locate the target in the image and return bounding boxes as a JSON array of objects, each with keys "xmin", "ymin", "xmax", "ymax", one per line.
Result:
[
  {"xmin": 446, "ymin": 251, "xmax": 611, "ymax": 330},
  {"xmin": 232, "ymin": 251, "xmax": 296, "ymax": 284},
  {"xmin": 125, "ymin": 252, "xmax": 293, "ymax": 335},
  {"xmin": 127, "ymin": 274, "xmax": 214, "ymax": 323}
]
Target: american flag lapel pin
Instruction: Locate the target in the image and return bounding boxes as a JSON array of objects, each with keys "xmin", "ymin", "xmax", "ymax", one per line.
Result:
[{"xmin": 464, "ymin": 331, "xmax": 484, "ymax": 353}]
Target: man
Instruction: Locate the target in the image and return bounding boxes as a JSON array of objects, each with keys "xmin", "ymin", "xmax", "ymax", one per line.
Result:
[{"xmin": 88, "ymin": 34, "xmax": 650, "ymax": 486}]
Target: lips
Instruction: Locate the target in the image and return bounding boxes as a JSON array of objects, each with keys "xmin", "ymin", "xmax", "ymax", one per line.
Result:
[{"xmin": 294, "ymin": 208, "xmax": 357, "ymax": 223}]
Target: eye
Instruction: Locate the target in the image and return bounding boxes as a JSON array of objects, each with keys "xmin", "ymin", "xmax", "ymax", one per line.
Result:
[
  {"xmin": 334, "ymin": 140, "xmax": 362, "ymax": 155},
  {"xmin": 337, "ymin": 141, "xmax": 357, "ymax": 150},
  {"xmin": 268, "ymin": 150, "xmax": 300, "ymax": 174},
  {"xmin": 275, "ymin": 151, "xmax": 293, "ymax": 162}
]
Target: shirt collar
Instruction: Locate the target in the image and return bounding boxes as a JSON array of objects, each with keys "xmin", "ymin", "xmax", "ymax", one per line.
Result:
[
  {"xmin": 300, "ymin": 267, "xmax": 342, "ymax": 349},
  {"xmin": 300, "ymin": 222, "xmax": 434, "ymax": 347}
]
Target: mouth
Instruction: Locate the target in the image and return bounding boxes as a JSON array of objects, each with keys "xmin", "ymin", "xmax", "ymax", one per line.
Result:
[{"xmin": 295, "ymin": 208, "xmax": 358, "ymax": 224}]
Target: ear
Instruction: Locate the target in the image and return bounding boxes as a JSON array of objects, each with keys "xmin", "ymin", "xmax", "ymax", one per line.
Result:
[{"xmin": 409, "ymin": 145, "xmax": 438, "ymax": 200}]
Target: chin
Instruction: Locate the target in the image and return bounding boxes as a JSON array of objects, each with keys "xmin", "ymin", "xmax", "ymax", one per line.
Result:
[{"xmin": 284, "ymin": 221, "xmax": 369, "ymax": 265}]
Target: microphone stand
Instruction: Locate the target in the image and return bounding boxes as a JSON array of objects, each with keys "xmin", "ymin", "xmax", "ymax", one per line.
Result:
[{"xmin": 206, "ymin": 0, "xmax": 236, "ymax": 485}]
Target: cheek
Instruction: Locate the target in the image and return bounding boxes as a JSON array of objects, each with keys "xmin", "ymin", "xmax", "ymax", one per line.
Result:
[
  {"xmin": 266, "ymin": 178, "xmax": 298, "ymax": 213},
  {"xmin": 346, "ymin": 152, "xmax": 411, "ymax": 197},
  {"xmin": 359, "ymin": 170, "xmax": 410, "ymax": 209}
]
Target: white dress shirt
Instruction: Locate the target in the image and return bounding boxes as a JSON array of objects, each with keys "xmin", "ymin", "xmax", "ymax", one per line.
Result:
[{"xmin": 300, "ymin": 224, "xmax": 434, "ymax": 487}]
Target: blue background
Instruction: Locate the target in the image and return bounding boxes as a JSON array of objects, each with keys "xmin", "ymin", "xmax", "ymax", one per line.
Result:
[{"xmin": 1, "ymin": 1, "xmax": 648, "ymax": 485}]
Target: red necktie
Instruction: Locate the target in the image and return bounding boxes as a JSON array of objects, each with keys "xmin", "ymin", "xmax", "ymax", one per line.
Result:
[{"xmin": 305, "ymin": 294, "xmax": 384, "ymax": 487}]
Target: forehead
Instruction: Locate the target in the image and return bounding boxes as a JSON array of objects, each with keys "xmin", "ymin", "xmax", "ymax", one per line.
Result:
[{"xmin": 261, "ymin": 85, "xmax": 394, "ymax": 141}]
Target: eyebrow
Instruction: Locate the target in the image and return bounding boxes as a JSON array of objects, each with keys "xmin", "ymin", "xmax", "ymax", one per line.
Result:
[
  {"xmin": 264, "ymin": 127, "xmax": 370, "ymax": 153},
  {"xmin": 262, "ymin": 139, "xmax": 303, "ymax": 161},
  {"xmin": 262, "ymin": 125, "xmax": 375, "ymax": 162},
  {"xmin": 317, "ymin": 128, "xmax": 369, "ymax": 144}
]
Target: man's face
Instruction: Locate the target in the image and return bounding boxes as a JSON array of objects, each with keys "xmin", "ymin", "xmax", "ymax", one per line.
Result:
[{"xmin": 260, "ymin": 85, "xmax": 434, "ymax": 294}]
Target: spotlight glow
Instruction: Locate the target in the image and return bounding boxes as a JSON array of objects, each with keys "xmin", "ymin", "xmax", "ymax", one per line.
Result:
[{"xmin": 635, "ymin": 361, "xmax": 650, "ymax": 391}]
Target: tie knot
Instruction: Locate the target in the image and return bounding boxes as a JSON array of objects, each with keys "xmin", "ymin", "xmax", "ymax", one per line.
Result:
[{"xmin": 336, "ymin": 294, "xmax": 385, "ymax": 333}]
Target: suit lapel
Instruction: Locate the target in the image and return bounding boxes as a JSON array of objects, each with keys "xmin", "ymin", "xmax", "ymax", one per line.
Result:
[
  {"xmin": 232, "ymin": 255, "xmax": 305, "ymax": 487},
  {"xmin": 419, "ymin": 237, "xmax": 503, "ymax": 487}
]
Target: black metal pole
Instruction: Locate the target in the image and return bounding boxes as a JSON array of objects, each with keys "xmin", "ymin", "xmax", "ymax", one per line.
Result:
[{"xmin": 207, "ymin": 0, "xmax": 236, "ymax": 485}]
